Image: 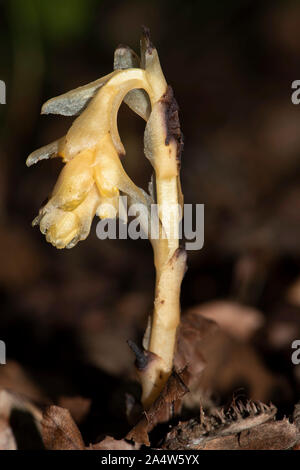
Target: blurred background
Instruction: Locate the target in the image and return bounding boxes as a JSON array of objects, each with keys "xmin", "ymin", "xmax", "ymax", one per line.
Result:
[{"xmin": 1, "ymin": 0, "xmax": 300, "ymax": 443}]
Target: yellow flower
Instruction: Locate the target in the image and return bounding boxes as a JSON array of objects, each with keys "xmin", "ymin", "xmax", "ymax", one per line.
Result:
[
  {"xmin": 27, "ymin": 30, "xmax": 170, "ymax": 250},
  {"xmin": 35, "ymin": 184, "xmax": 101, "ymax": 249},
  {"xmin": 31, "ymin": 143, "xmax": 123, "ymax": 249}
]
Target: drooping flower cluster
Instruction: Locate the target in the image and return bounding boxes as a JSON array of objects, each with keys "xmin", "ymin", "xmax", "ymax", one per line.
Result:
[{"xmin": 27, "ymin": 34, "xmax": 162, "ymax": 249}]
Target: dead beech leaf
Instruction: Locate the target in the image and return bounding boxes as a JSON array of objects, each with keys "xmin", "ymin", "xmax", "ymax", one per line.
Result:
[
  {"xmin": 190, "ymin": 301, "xmax": 264, "ymax": 341},
  {"xmin": 41, "ymin": 405, "xmax": 85, "ymax": 450},
  {"xmin": 174, "ymin": 312, "xmax": 212, "ymax": 389},
  {"xmin": 88, "ymin": 436, "xmax": 137, "ymax": 450},
  {"xmin": 126, "ymin": 370, "xmax": 189, "ymax": 446},
  {"xmin": 175, "ymin": 310, "xmax": 278, "ymax": 408}
]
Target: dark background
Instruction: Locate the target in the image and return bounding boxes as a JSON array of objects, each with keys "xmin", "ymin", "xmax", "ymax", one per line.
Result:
[{"xmin": 1, "ymin": 0, "xmax": 300, "ymax": 442}]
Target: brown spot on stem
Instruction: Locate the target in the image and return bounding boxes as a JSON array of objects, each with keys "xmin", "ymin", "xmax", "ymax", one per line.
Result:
[{"xmin": 159, "ymin": 86, "xmax": 184, "ymax": 166}]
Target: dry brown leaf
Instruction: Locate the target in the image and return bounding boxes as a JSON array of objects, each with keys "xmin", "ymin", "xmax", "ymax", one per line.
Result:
[
  {"xmin": 126, "ymin": 370, "xmax": 189, "ymax": 446},
  {"xmin": 41, "ymin": 405, "xmax": 85, "ymax": 450},
  {"xmin": 175, "ymin": 310, "xmax": 278, "ymax": 408},
  {"xmin": 189, "ymin": 301, "xmax": 264, "ymax": 341},
  {"xmin": 174, "ymin": 311, "xmax": 212, "ymax": 390}
]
